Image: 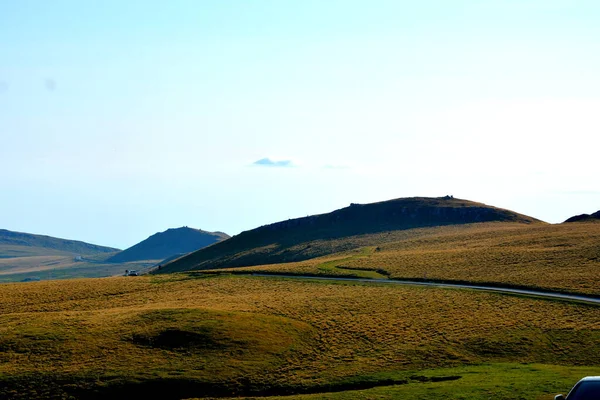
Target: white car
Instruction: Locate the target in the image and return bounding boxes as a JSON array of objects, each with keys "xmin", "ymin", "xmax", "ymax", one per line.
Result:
[{"xmin": 555, "ymin": 377, "xmax": 600, "ymax": 400}]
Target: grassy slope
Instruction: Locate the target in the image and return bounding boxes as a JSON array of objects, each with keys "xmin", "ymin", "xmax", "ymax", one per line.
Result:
[
  {"xmin": 1, "ymin": 274, "xmax": 599, "ymax": 399},
  {"xmin": 0, "ymin": 245, "xmax": 75, "ymax": 259},
  {"xmin": 227, "ymin": 221, "xmax": 600, "ymax": 295},
  {"xmin": 206, "ymin": 364, "xmax": 599, "ymax": 400},
  {"xmin": 0, "ymin": 249, "xmax": 158, "ymax": 283},
  {"xmin": 0, "ymin": 229, "xmax": 126, "ymax": 281},
  {"xmin": 0, "ymin": 229, "xmax": 119, "ymax": 255},
  {"xmin": 159, "ymin": 197, "xmax": 541, "ymax": 273},
  {"xmin": 0, "ymin": 258, "xmax": 157, "ymax": 283}
]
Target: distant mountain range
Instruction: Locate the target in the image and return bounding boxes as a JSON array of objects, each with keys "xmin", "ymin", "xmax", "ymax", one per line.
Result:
[
  {"xmin": 157, "ymin": 196, "xmax": 542, "ymax": 273},
  {"xmin": 106, "ymin": 227, "xmax": 230, "ymax": 263},
  {"xmin": 0, "ymin": 226, "xmax": 229, "ymax": 282},
  {"xmin": 564, "ymin": 210, "xmax": 600, "ymax": 223},
  {"xmin": 0, "ymin": 229, "xmax": 119, "ymax": 258},
  {"xmin": 7, "ymin": 199, "xmax": 598, "ymax": 282}
]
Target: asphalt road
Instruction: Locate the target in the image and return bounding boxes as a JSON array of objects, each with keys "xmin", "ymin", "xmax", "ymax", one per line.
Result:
[{"xmin": 250, "ymin": 273, "xmax": 600, "ymax": 306}]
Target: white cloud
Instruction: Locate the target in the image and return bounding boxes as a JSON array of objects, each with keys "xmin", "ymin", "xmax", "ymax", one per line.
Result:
[{"xmin": 252, "ymin": 158, "xmax": 294, "ymax": 167}]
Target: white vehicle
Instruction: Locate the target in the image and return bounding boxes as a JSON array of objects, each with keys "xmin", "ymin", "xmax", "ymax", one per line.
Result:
[
  {"xmin": 556, "ymin": 377, "xmax": 600, "ymax": 400},
  {"xmin": 126, "ymin": 270, "xmax": 138, "ymax": 276}
]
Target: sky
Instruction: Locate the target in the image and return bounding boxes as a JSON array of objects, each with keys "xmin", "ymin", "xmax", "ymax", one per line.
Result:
[{"xmin": 1, "ymin": 0, "xmax": 600, "ymax": 249}]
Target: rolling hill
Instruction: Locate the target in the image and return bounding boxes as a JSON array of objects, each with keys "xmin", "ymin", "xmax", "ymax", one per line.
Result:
[
  {"xmin": 564, "ymin": 210, "xmax": 600, "ymax": 223},
  {"xmin": 0, "ymin": 229, "xmax": 127, "ymax": 282},
  {"xmin": 0, "ymin": 229, "xmax": 118, "ymax": 258},
  {"xmin": 232, "ymin": 221, "xmax": 600, "ymax": 296},
  {"xmin": 157, "ymin": 196, "xmax": 542, "ymax": 273},
  {"xmin": 107, "ymin": 227, "xmax": 230, "ymax": 263}
]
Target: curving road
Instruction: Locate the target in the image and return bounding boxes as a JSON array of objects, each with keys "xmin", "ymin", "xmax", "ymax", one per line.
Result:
[{"xmin": 250, "ymin": 273, "xmax": 600, "ymax": 306}]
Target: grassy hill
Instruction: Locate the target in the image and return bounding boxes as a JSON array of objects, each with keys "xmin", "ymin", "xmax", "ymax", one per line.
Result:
[
  {"xmin": 158, "ymin": 197, "xmax": 542, "ymax": 273},
  {"xmin": 0, "ymin": 229, "xmax": 118, "ymax": 258},
  {"xmin": 106, "ymin": 227, "xmax": 229, "ymax": 263},
  {"xmin": 0, "ymin": 229, "xmax": 148, "ymax": 282},
  {"xmin": 564, "ymin": 210, "xmax": 600, "ymax": 223},
  {"xmin": 220, "ymin": 221, "xmax": 600, "ymax": 296},
  {"xmin": 0, "ymin": 274, "xmax": 598, "ymax": 399}
]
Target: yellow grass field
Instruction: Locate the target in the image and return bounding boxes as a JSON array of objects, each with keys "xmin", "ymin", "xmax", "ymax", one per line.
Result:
[
  {"xmin": 0, "ymin": 256, "xmax": 157, "ymax": 283},
  {"xmin": 0, "ymin": 255, "xmax": 71, "ymax": 275},
  {"xmin": 1, "ymin": 274, "xmax": 599, "ymax": 399},
  {"xmin": 233, "ymin": 222, "xmax": 600, "ymax": 295}
]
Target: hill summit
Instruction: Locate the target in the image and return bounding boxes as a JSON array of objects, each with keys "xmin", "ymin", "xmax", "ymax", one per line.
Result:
[
  {"xmin": 157, "ymin": 196, "xmax": 541, "ymax": 273},
  {"xmin": 107, "ymin": 227, "xmax": 229, "ymax": 263}
]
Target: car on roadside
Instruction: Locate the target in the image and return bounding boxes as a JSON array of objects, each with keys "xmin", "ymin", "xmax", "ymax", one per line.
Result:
[
  {"xmin": 126, "ymin": 270, "xmax": 138, "ymax": 276},
  {"xmin": 555, "ymin": 377, "xmax": 600, "ymax": 400}
]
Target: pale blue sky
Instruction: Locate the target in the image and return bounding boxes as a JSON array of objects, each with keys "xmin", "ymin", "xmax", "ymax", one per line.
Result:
[{"xmin": 1, "ymin": 1, "xmax": 599, "ymax": 248}]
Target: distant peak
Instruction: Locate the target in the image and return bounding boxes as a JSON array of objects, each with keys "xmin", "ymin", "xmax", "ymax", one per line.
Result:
[{"xmin": 106, "ymin": 226, "xmax": 230, "ymax": 263}]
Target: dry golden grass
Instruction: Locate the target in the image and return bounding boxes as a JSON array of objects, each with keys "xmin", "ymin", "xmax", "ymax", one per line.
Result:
[
  {"xmin": 1, "ymin": 274, "xmax": 600, "ymax": 398},
  {"xmin": 0, "ymin": 257, "xmax": 156, "ymax": 283},
  {"xmin": 236, "ymin": 222, "xmax": 600, "ymax": 295},
  {"xmin": 0, "ymin": 255, "xmax": 71, "ymax": 275}
]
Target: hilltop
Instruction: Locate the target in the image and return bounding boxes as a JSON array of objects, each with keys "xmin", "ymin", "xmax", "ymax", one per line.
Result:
[
  {"xmin": 158, "ymin": 196, "xmax": 542, "ymax": 273},
  {"xmin": 107, "ymin": 227, "xmax": 230, "ymax": 263},
  {"xmin": 564, "ymin": 210, "xmax": 600, "ymax": 223},
  {"xmin": 0, "ymin": 229, "xmax": 118, "ymax": 258}
]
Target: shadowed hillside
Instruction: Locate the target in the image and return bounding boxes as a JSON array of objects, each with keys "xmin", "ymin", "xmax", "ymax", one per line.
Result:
[
  {"xmin": 158, "ymin": 197, "xmax": 542, "ymax": 273},
  {"xmin": 564, "ymin": 210, "xmax": 600, "ymax": 223},
  {"xmin": 107, "ymin": 227, "xmax": 229, "ymax": 263},
  {"xmin": 0, "ymin": 229, "xmax": 118, "ymax": 258}
]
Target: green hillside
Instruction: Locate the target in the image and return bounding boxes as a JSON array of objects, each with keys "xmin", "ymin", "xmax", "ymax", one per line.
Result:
[{"xmin": 157, "ymin": 196, "xmax": 542, "ymax": 273}]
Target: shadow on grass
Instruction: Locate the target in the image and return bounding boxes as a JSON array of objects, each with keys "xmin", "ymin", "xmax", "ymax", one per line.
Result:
[
  {"xmin": 130, "ymin": 328, "xmax": 227, "ymax": 351},
  {"xmin": 1, "ymin": 374, "xmax": 462, "ymax": 400}
]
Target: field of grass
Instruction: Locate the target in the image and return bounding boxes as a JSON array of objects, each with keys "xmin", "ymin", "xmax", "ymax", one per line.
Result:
[
  {"xmin": 207, "ymin": 364, "xmax": 599, "ymax": 400},
  {"xmin": 0, "ymin": 245, "xmax": 76, "ymax": 259},
  {"xmin": 0, "ymin": 239, "xmax": 143, "ymax": 282},
  {"xmin": 0, "ymin": 255, "xmax": 73, "ymax": 275},
  {"xmin": 0, "ymin": 255, "xmax": 157, "ymax": 283},
  {"xmin": 1, "ymin": 274, "xmax": 599, "ymax": 399},
  {"xmin": 231, "ymin": 222, "xmax": 600, "ymax": 295}
]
